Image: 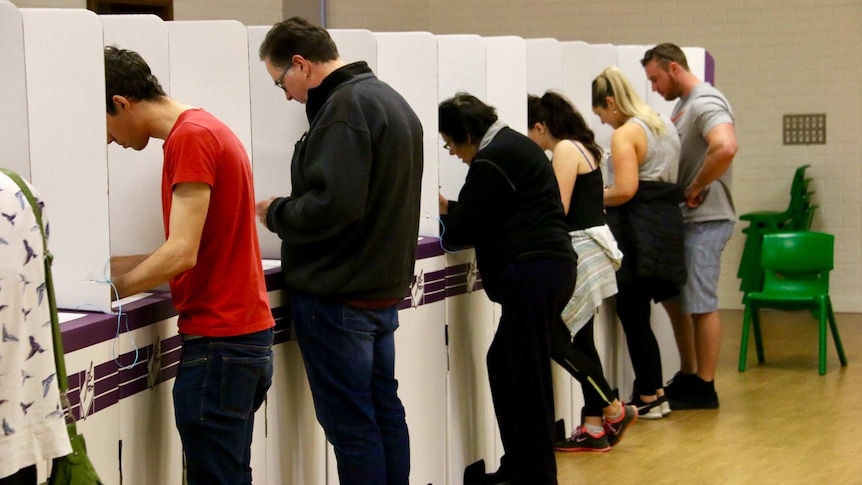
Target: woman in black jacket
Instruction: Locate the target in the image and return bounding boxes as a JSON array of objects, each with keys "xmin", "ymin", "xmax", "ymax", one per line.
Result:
[{"xmin": 439, "ymin": 92, "xmax": 577, "ymax": 485}]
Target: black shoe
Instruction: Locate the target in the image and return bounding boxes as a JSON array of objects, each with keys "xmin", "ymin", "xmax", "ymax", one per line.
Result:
[
  {"xmin": 665, "ymin": 371, "xmax": 698, "ymax": 399},
  {"xmin": 464, "ymin": 458, "xmax": 512, "ymax": 485},
  {"xmin": 464, "ymin": 459, "xmax": 487, "ymax": 485},
  {"xmin": 668, "ymin": 376, "xmax": 719, "ymax": 410},
  {"xmin": 554, "ymin": 418, "xmax": 567, "ymax": 442}
]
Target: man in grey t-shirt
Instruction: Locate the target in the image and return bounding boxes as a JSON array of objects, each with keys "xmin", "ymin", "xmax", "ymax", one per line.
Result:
[{"xmin": 642, "ymin": 43, "xmax": 738, "ymax": 410}]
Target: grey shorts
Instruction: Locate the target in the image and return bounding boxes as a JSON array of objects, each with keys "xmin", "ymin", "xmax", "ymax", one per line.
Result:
[{"xmin": 674, "ymin": 220, "xmax": 735, "ymax": 314}]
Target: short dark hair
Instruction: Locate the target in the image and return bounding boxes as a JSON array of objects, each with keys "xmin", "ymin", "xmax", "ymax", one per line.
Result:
[
  {"xmin": 438, "ymin": 92, "xmax": 498, "ymax": 145},
  {"xmin": 104, "ymin": 46, "xmax": 166, "ymax": 115},
  {"xmin": 528, "ymin": 91, "xmax": 602, "ymax": 163},
  {"xmin": 641, "ymin": 43, "xmax": 690, "ymax": 71},
  {"xmin": 258, "ymin": 16, "xmax": 339, "ymax": 68}
]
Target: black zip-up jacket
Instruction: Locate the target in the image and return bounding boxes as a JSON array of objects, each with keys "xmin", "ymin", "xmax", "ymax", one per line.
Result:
[
  {"xmin": 440, "ymin": 127, "xmax": 576, "ymax": 302},
  {"xmin": 266, "ymin": 62, "xmax": 424, "ymax": 300},
  {"xmin": 605, "ymin": 181, "xmax": 687, "ymax": 288}
]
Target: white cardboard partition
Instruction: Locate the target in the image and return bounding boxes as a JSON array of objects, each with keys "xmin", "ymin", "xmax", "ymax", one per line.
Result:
[
  {"xmin": 101, "ymin": 15, "xmax": 170, "ymax": 257},
  {"xmin": 374, "ymin": 31, "xmax": 446, "ymax": 485},
  {"xmin": 561, "ymin": 41, "xmax": 593, "ymax": 126},
  {"xmin": 0, "ymin": 1, "xmax": 30, "ymax": 178},
  {"xmin": 525, "ymin": 38, "xmax": 563, "ymax": 97},
  {"xmin": 525, "ymin": 37, "xmax": 583, "ymax": 430},
  {"xmin": 167, "ymin": 21, "xmax": 252, "ymax": 158},
  {"xmin": 167, "ymin": 20, "xmax": 267, "ymax": 483},
  {"xmin": 437, "ymin": 33, "xmax": 501, "ymax": 485},
  {"xmin": 99, "ymin": 15, "xmax": 182, "ymax": 485},
  {"xmin": 485, "ymin": 36, "xmax": 527, "ymax": 135},
  {"xmin": 686, "ymin": 47, "xmax": 707, "ymax": 86},
  {"xmin": 247, "ymin": 25, "xmax": 311, "ymax": 259},
  {"xmin": 617, "ymin": 45, "xmax": 650, "ymax": 102},
  {"xmin": 329, "ymin": 29, "xmax": 379, "ymax": 72},
  {"xmin": 21, "ymin": 8, "xmax": 111, "ymax": 312},
  {"xmin": 393, "ymin": 254, "xmax": 448, "ymax": 485},
  {"xmin": 436, "ymin": 34, "xmax": 485, "ymax": 201},
  {"xmin": 375, "ymin": 32, "xmax": 439, "ymax": 238}
]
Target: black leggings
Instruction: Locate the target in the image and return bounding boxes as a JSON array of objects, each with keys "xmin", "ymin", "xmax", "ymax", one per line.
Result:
[
  {"xmin": 550, "ymin": 316, "xmax": 616, "ymax": 418},
  {"xmin": 615, "ymin": 278, "xmax": 664, "ymax": 394}
]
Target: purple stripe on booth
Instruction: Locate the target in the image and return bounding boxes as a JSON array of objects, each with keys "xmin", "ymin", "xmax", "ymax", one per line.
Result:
[
  {"xmin": 57, "ymin": 239, "xmax": 487, "ymax": 419},
  {"xmin": 425, "ymin": 279, "xmax": 446, "ymax": 294},
  {"xmin": 121, "ymin": 375, "xmax": 150, "ymax": 399},
  {"xmin": 424, "ymin": 291, "xmax": 446, "ymax": 305},
  {"xmin": 94, "ymin": 371, "xmax": 120, "ymax": 397},
  {"xmin": 94, "ymin": 387, "xmax": 119, "ymax": 415},
  {"xmin": 417, "ymin": 237, "xmax": 444, "ymax": 260}
]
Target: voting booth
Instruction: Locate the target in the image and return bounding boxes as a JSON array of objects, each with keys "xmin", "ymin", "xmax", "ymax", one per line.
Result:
[{"xmin": 0, "ymin": 2, "xmax": 717, "ymax": 480}]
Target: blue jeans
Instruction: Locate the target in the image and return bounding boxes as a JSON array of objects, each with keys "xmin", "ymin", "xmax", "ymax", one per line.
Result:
[
  {"xmin": 291, "ymin": 293, "xmax": 410, "ymax": 485},
  {"xmin": 173, "ymin": 328, "xmax": 273, "ymax": 485}
]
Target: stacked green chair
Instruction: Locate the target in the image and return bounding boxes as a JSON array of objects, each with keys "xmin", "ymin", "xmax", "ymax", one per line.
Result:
[
  {"xmin": 737, "ymin": 165, "xmax": 816, "ymax": 297},
  {"xmin": 738, "ymin": 231, "xmax": 847, "ymax": 375}
]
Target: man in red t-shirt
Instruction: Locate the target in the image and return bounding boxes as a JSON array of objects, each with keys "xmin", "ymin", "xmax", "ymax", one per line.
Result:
[{"xmin": 104, "ymin": 46, "xmax": 274, "ymax": 485}]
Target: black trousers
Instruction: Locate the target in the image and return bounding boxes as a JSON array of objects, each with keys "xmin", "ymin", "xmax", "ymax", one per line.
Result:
[
  {"xmin": 550, "ymin": 316, "xmax": 616, "ymax": 418},
  {"xmin": 0, "ymin": 466, "xmax": 36, "ymax": 485},
  {"xmin": 615, "ymin": 278, "xmax": 665, "ymax": 393},
  {"xmin": 487, "ymin": 258, "xmax": 577, "ymax": 485}
]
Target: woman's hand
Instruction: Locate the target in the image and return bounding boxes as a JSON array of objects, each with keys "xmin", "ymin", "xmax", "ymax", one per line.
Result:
[{"xmin": 438, "ymin": 192, "xmax": 449, "ymax": 215}]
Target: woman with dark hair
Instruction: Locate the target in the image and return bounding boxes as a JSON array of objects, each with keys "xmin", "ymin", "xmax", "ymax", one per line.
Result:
[
  {"xmin": 438, "ymin": 92, "xmax": 577, "ymax": 485},
  {"xmin": 593, "ymin": 66, "xmax": 686, "ymax": 420},
  {"xmin": 527, "ymin": 91, "xmax": 636, "ymax": 452}
]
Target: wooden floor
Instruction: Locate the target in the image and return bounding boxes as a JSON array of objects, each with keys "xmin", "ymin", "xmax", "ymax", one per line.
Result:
[{"xmin": 556, "ymin": 309, "xmax": 860, "ymax": 485}]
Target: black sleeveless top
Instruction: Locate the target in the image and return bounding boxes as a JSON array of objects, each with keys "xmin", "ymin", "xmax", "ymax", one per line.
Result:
[{"xmin": 565, "ymin": 168, "xmax": 605, "ymax": 230}]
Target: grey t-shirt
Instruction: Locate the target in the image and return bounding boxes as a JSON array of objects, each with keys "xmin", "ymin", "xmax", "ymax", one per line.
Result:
[
  {"xmin": 672, "ymin": 82, "xmax": 736, "ymax": 222},
  {"xmin": 627, "ymin": 115, "xmax": 680, "ymax": 183}
]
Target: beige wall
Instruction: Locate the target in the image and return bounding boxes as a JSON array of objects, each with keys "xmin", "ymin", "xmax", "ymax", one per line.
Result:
[
  {"xmin": 326, "ymin": 0, "xmax": 427, "ymax": 31},
  {"xmin": 174, "ymin": 0, "xmax": 280, "ymax": 24},
  {"xmin": 10, "ymin": 0, "xmax": 85, "ymax": 7}
]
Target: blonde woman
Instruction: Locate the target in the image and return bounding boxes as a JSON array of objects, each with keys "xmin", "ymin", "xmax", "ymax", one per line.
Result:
[{"xmin": 593, "ymin": 66, "xmax": 685, "ymax": 419}]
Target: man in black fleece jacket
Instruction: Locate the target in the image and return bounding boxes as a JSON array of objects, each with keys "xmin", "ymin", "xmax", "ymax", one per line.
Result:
[
  {"xmin": 439, "ymin": 93, "xmax": 576, "ymax": 485},
  {"xmin": 256, "ymin": 17, "xmax": 423, "ymax": 485}
]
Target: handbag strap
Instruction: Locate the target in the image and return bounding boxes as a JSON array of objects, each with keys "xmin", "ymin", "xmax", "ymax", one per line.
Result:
[{"xmin": 0, "ymin": 168, "xmax": 68, "ymax": 393}]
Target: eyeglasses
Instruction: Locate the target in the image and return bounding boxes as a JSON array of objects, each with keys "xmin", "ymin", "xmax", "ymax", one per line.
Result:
[
  {"xmin": 443, "ymin": 141, "xmax": 451, "ymax": 150},
  {"xmin": 274, "ymin": 64, "xmax": 291, "ymax": 91}
]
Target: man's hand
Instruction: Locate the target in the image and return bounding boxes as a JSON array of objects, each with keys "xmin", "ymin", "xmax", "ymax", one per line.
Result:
[
  {"xmin": 256, "ymin": 197, "xmax": 277, "ymax": 225},
  {"xmin": 684, "ymin": 183, "xmax": 706, "ymax": 208}
]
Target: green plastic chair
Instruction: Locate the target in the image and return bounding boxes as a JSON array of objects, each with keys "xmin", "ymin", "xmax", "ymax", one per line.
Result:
[
  {"xmin": 739, "ymin": 231, "xmax": 847, "ymax": 375},
  {"xmin": 738, "ymin": 164, "xmax": 812, "ymax": 231},
  {"xmin": 737, "ymin": 165, "xmax": 816, "ymax": 297}
]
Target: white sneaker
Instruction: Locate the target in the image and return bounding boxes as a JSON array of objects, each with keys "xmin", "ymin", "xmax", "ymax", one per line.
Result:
[{"xmin": 660, "ymin": 398, "xmax": 671, "ymax": 417}]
